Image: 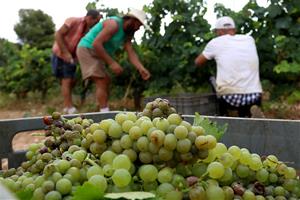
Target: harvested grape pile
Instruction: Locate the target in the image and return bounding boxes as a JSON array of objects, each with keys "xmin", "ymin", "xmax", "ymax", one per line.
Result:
[{"xmin": 0, "ymin": 98, "xmax": 300, "ymax": 200}]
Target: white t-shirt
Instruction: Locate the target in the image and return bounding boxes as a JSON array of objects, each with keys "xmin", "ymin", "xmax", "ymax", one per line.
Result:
[{"xmin": 202, "ymin": 34, "xmax": 262, "ymax": 95}]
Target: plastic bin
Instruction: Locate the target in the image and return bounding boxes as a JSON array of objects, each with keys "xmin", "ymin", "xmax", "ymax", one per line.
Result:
[
  {"xmin": 143, "ymin": 93, "xmax": 218, "ymax": 115},
  {"xmin": 1, "ymin": 112, "xmax": 299, "ymax": 170}
]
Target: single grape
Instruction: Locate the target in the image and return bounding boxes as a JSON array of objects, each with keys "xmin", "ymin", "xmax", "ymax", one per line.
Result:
[{"xmin": 111, "ymin": 169, "xmax": 132, "ymax": 187}]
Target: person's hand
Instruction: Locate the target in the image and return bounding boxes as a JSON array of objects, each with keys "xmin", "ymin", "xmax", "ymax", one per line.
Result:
[
  {"xmin": 138, "ymin": 66, "xmax": 151, "ymax": 80},
  {"xmin": 62, "ymin": 52, "xmax": 74, "ymax": 64},
  {"xmin": 109, "ymin": 62, "xmax": 123, "ymax": 75}
]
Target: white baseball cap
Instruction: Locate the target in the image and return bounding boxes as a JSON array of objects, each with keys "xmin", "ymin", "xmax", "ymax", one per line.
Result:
[
  {"xmin": 215, "ymin": 16, "xmax": 236, "ymax": 30},
  {"xmin": 125, "ymin": 8, "xmax": 151, "ymax": 30}
]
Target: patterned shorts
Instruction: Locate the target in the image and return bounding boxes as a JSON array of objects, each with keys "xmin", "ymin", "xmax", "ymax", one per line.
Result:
[{"xmin": 221, "ymin": 93, "xmax": 262, "ymax": 107}]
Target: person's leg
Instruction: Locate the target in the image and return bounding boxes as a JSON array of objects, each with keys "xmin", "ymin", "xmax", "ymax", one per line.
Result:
[
  {"xmin": 91, "ymin": 76, "xmax": 111, "ymax": 111},
  {"xmin": 61, "ymin": 78, "xmax": 74, "ymax": 108}
]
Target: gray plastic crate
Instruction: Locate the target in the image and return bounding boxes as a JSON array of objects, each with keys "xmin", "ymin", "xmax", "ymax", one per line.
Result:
[
  {"xmin": 143, "ymin": 93, "xmax": 218, "ymax": 115},
  {"xmin": 1, "ymin": 112, "xmax": 299, "ymax": 170}
]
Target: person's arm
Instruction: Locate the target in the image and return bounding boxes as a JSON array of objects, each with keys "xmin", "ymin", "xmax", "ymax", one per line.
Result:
[
  {"xmin": 194, "ymin": 54, "xmax": 208, "ymax": 67},
  {"xmin": 55, "ymin": 24, "xmax": 74, "ymax": 63},
  {"xmin": 92, "ymin": 19, "xmax": 123, "ymax": 75},
  {"xmin": 124, "ymin": 41, "xmax": 151, "ymax": 80}
]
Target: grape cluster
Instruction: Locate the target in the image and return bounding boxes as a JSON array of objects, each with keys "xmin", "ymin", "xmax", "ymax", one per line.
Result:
[
  {"xmin": 0, "ymin": 106, "xmax": 299, "ymax": 200},
  {"xmin": 141, "ymin": 98, "xmax": 177, "ymax": 119}
]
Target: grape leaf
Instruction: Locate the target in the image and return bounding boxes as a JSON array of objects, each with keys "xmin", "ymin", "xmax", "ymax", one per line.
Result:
[
  {"xmin": 193, "ymin": 112, "xmax": 227, "ymax": 141},
  {"xmin": 104, "ymin": 192, "xmax": 156, "ymax": 200},
  {"xmin": 16, "ymin": 189, "xmax": 33, "ymax": 200},
  {"xmin": 72, "ymin": 182, "xmax": 104, "ymax": 200}
]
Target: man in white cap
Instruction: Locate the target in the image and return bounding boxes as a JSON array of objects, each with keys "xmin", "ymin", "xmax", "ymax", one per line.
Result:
[
  {"xmin": 76, "ymin": 8, "xmax": 151, "ymax": 112},
  {"xmin": 194, "ymin": 16, "xmax": 263, "ymax": 117}
]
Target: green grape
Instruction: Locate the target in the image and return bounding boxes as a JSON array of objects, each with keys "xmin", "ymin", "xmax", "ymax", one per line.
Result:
[
  {"xmin": 28, "ymin": 143, "xmax": 40, "ymax": 152},
  {"xmin": 122, "ymin": 149, "xmax": 137, "ymax": 162},
  {"xmin": 277, "ymin": 163, "xmax": 288, "ymax": 175},
  {"xmin": 214, "ymin": 143, "xmax": 227, "ymax": 157},
  {"xmin": 136, "ymin": 136, "xmax": 149, "ymax": 152},
  {"xmin": 166, "ymin": 124, "xmax": 177, "ymax": 134},
  {"xmin": 158, "ymin": 147, "xmax": 173, "ymax": 161},
  {"xmin": 223, "ymin": 186, "xmax": 234, "ymax": 200},
  {"xmin": 92, "ymin": 129, "xmax": 107, "ymax": 144},
  {"xmin": 112, "ymin": 169, "xmax": 132, "ymax": 187},
  {"xmin": 45, "ymin": 190, "xmax": 62, "ymax": 200},
  {"xmin": 239, "ymin": 151, "xmax": 252, "ymax": 165},
  {"xmin": 242, "ymin": 190, "xmax": 256, "ymax": 200},
  {"xmin": 115, "ymin": 112, "xmax": 128, "ymax": 125},
  {"xmin": 103, "ymin": 164, "xmax": 114, "ymax": 177},
  {"xmin": 148, "ymin": 142, "xmax": 160, "ymax": 154},
  {"xmin": 266, "ymin": 155, "xmax": 279, "ymax": 168},
  {"xmin": 255, "ymin": 168, "xmax": 269, "ymax": 183},
  {"xmin": 269, "ymin": 173, "xmax": 278, "ymax": 183},
  {"xmin": 108, "ymin": 122, "xmax": 123, "ymax": 138},
  {"xmin": 206, "ymin": 185, "xmax": 225, "ymax": 200},
  {"xmin": 228, "ymin": 145, "xmax": 241, "ymax": 160},
  {"xmin": 249, "ymin": 156, "xmax": 263, "ymax": 171},
  {"xmin": 219, "ymin": 152, "xmax": 234, "ymax": 168},
  {"xmin": 51, "ymin": 172, "xmax": 62, "ymax": 183},
  {"xmin": 112, "ymin": 154, "xmax": 131, "ymax": 170},
  {"xmin": 120, "ymin": 135, "xmax": 133, "ymax": 149},
  {"xmin": 26, "ymin": 150, "xmax": 35, "ymax": 160},
  {"xmin": 220, "ymin": 167, "xmax": 233, "ymax": 183},
  {"xmin": 284, "ymin": 167, "xmax": 296, "ymax": 179},
  {"xmin": 139, "ymin": 151, "xmax": 153, "ymax": 164},
  {"xmin": 88, "ymin": 175, "xmax": 107, "ymax": 192},
  {"xmin": 111, "ymin": 140, "xmax": 123, "ymax": 153},
  {"xmin": 142, "ymin": 181, "xmax": 158, "ymax": 192},
  {"xmin": 165, "ymin": 190, "xmax": 183, "ymax": 200},
  {"xmin": 126, "ymin": 112, "xmax": 137, "ymax": 122},
  {"xmin": 41, "ymin": 152, "xmax": 53, "ymax": 162},
  {"xmin": 140, "ymin": 120, "xmax": 154, "ymax": 135},
  {"xmin": 206, "ymin": 135, "xmax": 217, "ymax": 149},
  {"xmin": 202, "ymin": 149, "xmax": 217, "ymax": 163},
  {"xmin": 255, "ymin": 195, "xmax": 265, "ymax": 200},
  {"xmin": 33, "ymin": 176, "xmax": 45, "ymax": 188},
  {"xmin": 156, "ymin": 183, "xmax": 175, "ymax": 198},
  {"xmin": 32, "ymin": 188, "xmax": 45, "ymax": 200},
  {"xmin": 89, "ymin": 123, "xmax": 101, "ymax": 133},
  {"xmin": 129, "ymin": 126, "xmax": 143, "ymax": 140},
  {"xmin": 167, "ymin": 113, "xmax": 182, "ymax": 125},
  {"xmin": 282, "ymin": 178, "xmax": 297, "ymax": 192},
  {"xmin": 274, "ymin": 186, "xmax": 286, "ymax": 196},
  {"xmin": 86, "ymin": 165, "xmax": 103, "ymax": 179},
  {"xmin": 174, "ymin": 125, "xmax": 188, "ymax": 139},
  {"xmin": 72, "ymin": 150, "xmax": 87, "ymax": 163},
  {"xmin": 187, "ymin": 131, "xmax": 197, "ymax": 143},
  {"xmin": 157, "ymin": 167, "xmax": 173, "ymax": 183},
  {"xmin": 155, "ymin": 118, "xmax": 170, "ymax": 132},
  {"xmin": 236, "ymin": 164, "xmax": 250, "ymax": 178},
  {"xmin": 42, "ymin": 180, "xmax": 55, "ymax": 193},
  {"xmin": 100, "ymin": 150, "xmax": 117, "ymax": 166},
  {"xmin": 55, "ymin": 178, "xmax": 72, "ymax": 195},
  {"xmin": 191, "ymin": 162, "xmax": 207, "ymax": 177},
  {"xmin": 66, "ymin": 167, "xmax": 81, "ymax": 183},
  {"xmin": 150, "ymin": 130, "xmax": 165, "ymax": 146},
  {"xmin": 164, "ymin": 134, "xmax": 177, "ymax": 151},
  {"xmin": 89, "ymin": 142, "xmax": 107, "ymax": 155},
  {"xmin": 139, "ymin": 164, "xmax": 158, "ymax": 182},
  {"xmin": 176, "ymin": 138, "xmax": 192, "ymax": 153},
  {"xmin": 195, "ymin": 135, "xmax": 209, "ymax": 150},
  {"xmin": 189, "ymin": 185, "xmax": 207, "ymax": 200},
  {"xmin": 191, "ymin": 125, "xmax": 205, "ymax": 136},
  {"xmin": 207, "ymin": 161, "xmax": 225, "ymax": 179},
  {"xmin": 180, "ymin": 120, "xmax": 192, "ymax": 131},
  {"xmin": 121, "ymin": 120, "xmax": 135, "ymax": 133}
]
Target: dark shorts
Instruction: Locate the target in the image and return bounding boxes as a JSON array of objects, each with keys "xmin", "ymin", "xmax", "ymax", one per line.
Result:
[{"xmin": 51, "ymin": 54, "xmax": 76, "ymax": 78}]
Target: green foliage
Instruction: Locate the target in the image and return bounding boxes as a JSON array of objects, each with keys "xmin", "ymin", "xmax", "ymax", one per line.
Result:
[
  {"xmin": 141, "ymin": 0, "xmax": 214, "ymax": 96},
  {"xmin": 14, "ymin": 9, "xmax": 55, "ymax": 49},
  {"xmin": 73, "ymin": 182, "xmax": 104, "ymax": 200},
  {"xmin": 193, "ymin": 112, "xmax": 227, "ymax": 141},
  {"xmin": 0, "ymin": 44, "xmax": 56, "ymax": 99},
  {"xmin": 104, "ymin": 192, "xmax": 156, "ymax": 200},
  {"xmin": 0, "ymin": 39, "xmax": 20, "ymax": 66}
]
